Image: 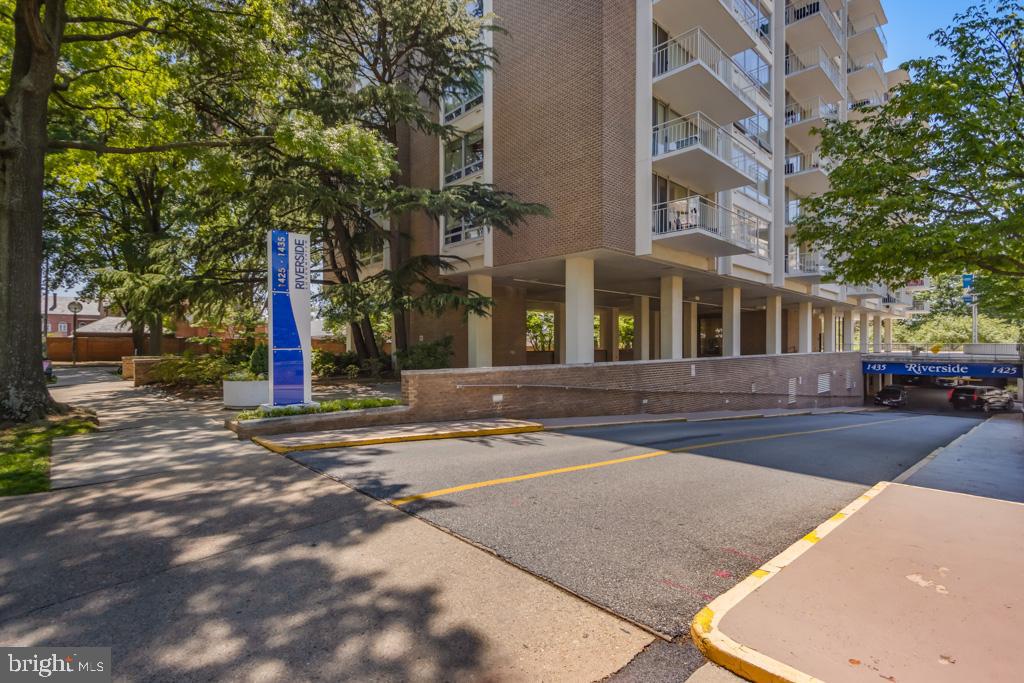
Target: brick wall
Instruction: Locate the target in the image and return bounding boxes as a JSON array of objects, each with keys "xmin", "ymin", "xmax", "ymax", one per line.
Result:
[
  {"xmin": 401, "ymin": 352, "xmax": 864, "ymax": 421},
  {"xmin": 229, "ymin": 352, "xmax": 865, "ymax": 439},
  {"xmin": 491, "ymin": 0, "xmax": 636, "ymax": 265}
]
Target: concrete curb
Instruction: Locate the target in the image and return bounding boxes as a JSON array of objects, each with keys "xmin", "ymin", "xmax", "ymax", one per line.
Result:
[
  {"xmin": 892, "ymin": 415, "xmax": 992, "ymax": 484},
  {"xmin": 553, "ymin": 407, "xmax": 873, "ymax": 431},
  {"xmin": 690, "ymin": 481, "xmax": 891, "ymax": 683},
  {"xmin": 252, "ymin": 422, "xmax": 545, "ymax": 454}
]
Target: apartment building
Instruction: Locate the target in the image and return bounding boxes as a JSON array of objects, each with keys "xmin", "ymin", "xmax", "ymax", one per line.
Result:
[{"xmin": 403, "ymin": 0, "xmax": 909, "ymax": 369}]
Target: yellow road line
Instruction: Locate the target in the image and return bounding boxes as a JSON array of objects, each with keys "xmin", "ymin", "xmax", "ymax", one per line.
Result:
[{"xmin": 389, "ymin": 415, "xmax": 919, "ymax": 506}]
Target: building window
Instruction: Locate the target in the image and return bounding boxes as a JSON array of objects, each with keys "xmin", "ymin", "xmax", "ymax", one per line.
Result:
[
  {"xmin": 46, "ymin": 323, "xmax": 52, "ymax": 332},
  {"xmin": 443, "ymin": 72, "xmax": 483, "ymax": 123},
  {"xmin": 737, "ymin": 157, "xmax": 771, "ymax": 206},
  {"xmin": 58, "ymin": 322, "xmax": 68, "ymax": 333},
  {"xmin": 443, "ymin": 217, "xmax": 485, "ymax": 245},
  {"xmin": 444, "ymin": 127, "xmax": 484, "ymax": 184},
  {"xmin": 735, "ymin": 109, "xmax": 771, "ymax": 152}
]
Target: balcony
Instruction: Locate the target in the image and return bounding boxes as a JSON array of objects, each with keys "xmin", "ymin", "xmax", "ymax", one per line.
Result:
[
  {"xmin": 785, "ymin": 47, "xmax": 842, "ymax": 102},
  {"xmin": 442, "ymin": 92, "xmax": 483, "ymax": 129},
  {"xmin": 848, "ymin": 55, "xmax": 887, "ymax": 98},
  {"xmin": 848, "ymin": 0, "xmax": 887, "ymax": 25},
  {"xmin": 653, "ymin": 28, "xmax": 758, "ymax": 125},
  {"xmin": 784, "ymin": 98, "xmax": 839, "ymax": 151},
  {"xmin": 849, "ymin": 283, "xmax": 884, "ymax": 300},
  {"xmin": 651, "ymin": 112, "xmax": 755, "ymax": 194},
  {"xmin": 442, "ymin": 218, "xmax": 485, "ymax": 257},
  {"xmin": 785, "ymin": 199, "xmax": 803, "ymax": 227},
  {"xmin": 908, "ymin": 296, "xmax": 931, "ymax": 314},
  {"xmin": 444, "ymin": 153, "xmax": 483, "ymax": 185},
  {"xmin": 784, "ymin": 151, "xmax": 829, "ymax": 196},
  {"xmin": 785, "ymin": 2, "xmax": 843, "ymax": 59},
  {"xmin": 848, "ymin": 93, "xmax": 886, "ymax": 120},
  {"xmin": 786, "ymin": 250, "xmax": 829, "ymax": 281},
  {"xmin": 848, "ymin": 13, "xmax": 887, "ymax": 61},
  {"xmin": 652, "ymin": 195, "xmax": 762, "ymax": 256},
  {"xmin": 651, "ymin": 0, "xmax": 763, "ymax": 54}
]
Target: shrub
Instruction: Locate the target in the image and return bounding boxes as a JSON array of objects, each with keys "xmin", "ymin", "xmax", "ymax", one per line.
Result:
[
  {"xmin": 344, "ymin": 364, "xmax": 361, "ymax": 379},
  {"xmin": 224, "ymin": 369, "xmax": 264, "ymax": 382},
  {"xmin": 396, "ymin": 336, "xmax": 453, "ymax": 370},
  {"xmin": 249, "ymin": 344, "xmax": 269, "ymax": 376},
  {"xmin": 147, "ymin": 354, "xmax": 237, "ymax": 386},
  {"xmin": 225, "ymin": 339, "xmax": 257, "ymax": 365},
  {"xmin": 236, "ymin": 397, "xmax": 401, "ymax": 420},
  {"xmin": 311, "ymin": 349, "xmax": 359, "ymax": 377}
]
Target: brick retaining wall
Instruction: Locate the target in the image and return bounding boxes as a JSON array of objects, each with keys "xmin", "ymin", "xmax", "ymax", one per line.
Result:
[
  {"xmin": 400, "ymin": 352, "xmax": 864, "ymax": 421},
  {"xmin": 228, "ymin": 352, "xmax": 864, "ymax": 438}
]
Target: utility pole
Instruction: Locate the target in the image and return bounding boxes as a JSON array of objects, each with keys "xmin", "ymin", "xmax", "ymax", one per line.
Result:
[
  {"xmin": 68, "ymin": 301, "xmax": 83, "ymax": 366},
  {"xmin": 972, "ymin": 301, "xmax": 979, "ymax": 344}
]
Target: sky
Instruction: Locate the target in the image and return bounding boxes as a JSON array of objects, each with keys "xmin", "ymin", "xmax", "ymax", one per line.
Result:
[{"xmin": 882, "ymin": 0, "xmax": 971, "ymax": 69}]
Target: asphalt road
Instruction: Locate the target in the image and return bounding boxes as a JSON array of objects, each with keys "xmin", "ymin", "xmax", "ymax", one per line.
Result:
[{"xmin": 291, "ymin": 412, "xmax": 980, "ymax": 640}]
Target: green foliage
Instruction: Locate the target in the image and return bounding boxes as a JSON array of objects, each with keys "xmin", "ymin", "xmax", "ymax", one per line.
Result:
[
  {"xmin": 224, "ymin": 369, "xmax": 265, "ymax": 382},
  {"xmin": 894, "ymin": 314, "xmax": 1024, "ymax": 344},
  {"xmin": 396, "ymin": 337, "xmax": 453, "ymax": 370},
  {"xmin": 344, "ymin": 364, "xmax": 361, "ymax": 380},
  {"xmin": 619, "ymin": 315, "xmax": 635, "ymax": 349},
  {"xmin": 236, "ymin": 397, "xmax": 400, "ymax": 421},
  {"xmin": 311, "ymin": 349, "xmax": 359, "ymax": 377},
  {"xmin": 249, "ymin": 344, "xmax": 269, "ymax": 376},
  {"xmin": 526, "ymin": 311, "xmax": 554, "ymax": 351},
  {"xmin": 795, "ymin": 1, "xmax": 1024, "ymax": 303},
  {"xmin": 147, "ymin": 354, "xmax": 237, "ymax": 386},
  {"xmin": 1, "ymin": 417, "xmax": 97, "ymax": 496}
]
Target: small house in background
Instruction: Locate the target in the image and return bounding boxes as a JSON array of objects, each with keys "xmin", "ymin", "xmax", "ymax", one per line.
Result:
[{"xmin": 41, "ymin": 295, "xmax": 105, "ymax": 336}]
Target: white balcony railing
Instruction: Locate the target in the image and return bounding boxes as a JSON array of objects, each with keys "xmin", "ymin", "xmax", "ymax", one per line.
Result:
[
  {"xmin": 653, "ymin": 28, "xmax": 760, "ymax": 109},
  {"xmin": 848, "ymin": 55, "xmax": 886, "ymax": 81},
  {"xmin": 652, "ymin": 112, "xmax": 754, "ymax": 174},
  {"xmin": 784, "ymin": 98, "xmax": 840, "ymax": 126},
  {"xmin": 785, "ymin": 47, "xmax": 843, "ymax": 91},
  {"xmin": 849, "ymin": 94, "xmax": 887, "ymax": 111},
  {"xmin": 785, "ymin": 1, "xmax": 844, "ymax": 47},
  {"xmin": 443, "ymin": 219, "xmax": 485, "ymax": 246},
  {"xmin": 444, "ymin": 152, "xmax": 483, "ymax": 184},
  {"xmin": 848, "ymin": 13, "xmax": 888, "ymax": 49},
  {"xmin": 787, "ymin": 250, "xmax": 829, "ymax": 275},
  {"xmin": 443, "ymin": 92, "xmax": 483, "ymax": 124},
  {"xmin": 652, "ymin": 195, "xmax": 764, "ymax": 251},
  {"xmin": 784, "ymin": 151, "xmax": 824, "ymax": 175}
]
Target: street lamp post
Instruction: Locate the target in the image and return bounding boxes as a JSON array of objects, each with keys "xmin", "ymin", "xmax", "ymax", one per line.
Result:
[{"xmin": 68, "ymin": 300, "xmax": 83, "ymax": 366}]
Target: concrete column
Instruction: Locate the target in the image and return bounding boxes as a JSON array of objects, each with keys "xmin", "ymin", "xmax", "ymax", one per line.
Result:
[
  {"xmin": 553, "ymin": 303, "xmax": 566, "ymax": 364},
  {"xmin": 859, "ymin": 311, "xmax": 870, "ymax": 352},
  {"xmin": 565, "ymin": 256, "xmax": 594, "ymax": 364},
  {"xmin": 822, "ymin": 307, "xmax": 837, "ymax": 353},
  {"xmin": 812, "ymin": 313, "xmax": 823, "ymax": 352},
  {"xmin": 882, "ymin": 317, "xmax": 893, "ymax": 352},
  {"xmin": 797, "ymin": 301, "xmax": 814, "ymax": 354},
  {"xmin": 610, "ymin": 307, "xmax": 620, "ymax": 362},
  {"xmin": 598, "ymin": 307, "xmax": 612, "ymax": 359},
  {"xmin": 872, "ymin": 314, "xmax": 883, "ymax": 353},
  {"xmin": 766, "ymin": 295, "xmax": 783, "ymax": 355},
  {"xmin": 683, "ymin": 301, "xmax": 699, "ymax": 358},
  {"xmin": 660, "ymin": 275, "xmax": 683, "ymax": 359},
  {"xmin": 633, "ymin": 296, "xmax": 650, "ymax": 361},
  {"xmin": 722, "ymin": 287, "xmax": 742, "ymax": 357},
  {"xmin": 467, "ymin": 274, "xmax": 492, "ymax": 367},
  {"xmin": 842, "ymin": 310, "xmax": 855, "ymax": 352}
]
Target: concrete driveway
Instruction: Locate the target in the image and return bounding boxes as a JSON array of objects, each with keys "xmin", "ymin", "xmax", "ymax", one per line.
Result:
[{"xmin": 0, "ymin": 368, "xmax": 652, "ymax": 682}]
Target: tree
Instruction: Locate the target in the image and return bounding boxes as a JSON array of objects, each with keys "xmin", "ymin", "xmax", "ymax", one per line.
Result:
[
  {"xmin": 525, "ymin": 310, "xmax": 554, "ymax": 351},
  {"xmin": 0, "ymin": 0, "xmax": 290, "ymax": 421},
  {"xmin": 894, "ymin": 313, "xmax": 1023, "ymax": 344},
  {"xmin": 795, "ymin": 1, "xmax": 1024, "ymax": 298},
  {"xmin": 286, "ymin": 0, "xmax": 547, "ymax": 361}
]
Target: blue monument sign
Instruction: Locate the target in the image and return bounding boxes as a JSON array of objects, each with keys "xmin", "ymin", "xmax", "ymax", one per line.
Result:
[{"xmin": 267, "ymin": 230, "xmax": 314, "ymax": 406}]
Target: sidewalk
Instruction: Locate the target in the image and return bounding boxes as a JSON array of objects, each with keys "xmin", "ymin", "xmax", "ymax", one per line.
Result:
[
  {"xmin": 691, "ymin": 414, "xmax": 1024, "ymax": 682},
  {"xmin": 0, "ymin": 368, "xmax": 652, "ymax": 681}
]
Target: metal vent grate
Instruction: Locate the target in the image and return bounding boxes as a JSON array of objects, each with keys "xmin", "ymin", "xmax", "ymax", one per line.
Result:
[
  {"xmin": 817, "ymin": 373, "xmax": 831, "ymax": 394},
  {"xmin": 788, "ymin": 378, "xmax": 797, "ymax": 404}
]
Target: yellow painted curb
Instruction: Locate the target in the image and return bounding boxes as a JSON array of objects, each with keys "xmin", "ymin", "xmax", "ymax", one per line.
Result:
[
  {"xmin": 690, "ymin": 481, "xmax": 891, "ymax": 683},
  {"xmin": 253, "ymin": 423, "xmax": 544, "ymax": 454}
]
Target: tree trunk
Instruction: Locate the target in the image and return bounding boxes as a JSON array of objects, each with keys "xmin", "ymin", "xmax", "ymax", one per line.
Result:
[
  {"xmin": 148, "ymin": 314, "xmax": 163, "ymax": 355},
  {"xmin": 0, "ymin": 0, "xmax": 65, "ymax": 422},
  {"xmin": 329, "ymin": 213, "xmax": 381, "ymax": 360},
  {"xmin": 131, "ymin": 322, "xmax": 147, "ymax": 355}
]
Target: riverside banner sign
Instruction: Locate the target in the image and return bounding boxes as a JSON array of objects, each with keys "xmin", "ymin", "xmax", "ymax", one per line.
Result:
[
  {"xmin": 267, "ymin": 230, "xmax": 314, "ymax": 406},
  {"xmin": 862, "ymin": 360, "xmax": 1022, "ymax": 378}
]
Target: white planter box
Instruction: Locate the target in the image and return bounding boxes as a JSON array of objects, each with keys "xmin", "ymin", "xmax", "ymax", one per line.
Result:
[{"xmin": 223, "ymin": 380, "xmax": 269, "ymax": 409}]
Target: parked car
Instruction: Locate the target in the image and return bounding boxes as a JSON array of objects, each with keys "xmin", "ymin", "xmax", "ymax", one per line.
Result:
[
  {"xmin": 874, "ymin": 385, "xmax": 909, "ymax": 408},
  {"xmin": 934, "ymin": 377, "xmax": 958, "ymax": 388},
  {"xmin": 949, "ymin": 386, "xmax": 1016, "ymax": 412}
]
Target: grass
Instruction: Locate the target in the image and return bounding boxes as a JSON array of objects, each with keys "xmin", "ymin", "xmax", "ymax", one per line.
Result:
[
  {"xmin": 0, "ymin": 416, "xmax": 97, "ymax": 496},
  {"xmin": 236, "ymin": 397, "xmax": 401, "ymax": 421}
]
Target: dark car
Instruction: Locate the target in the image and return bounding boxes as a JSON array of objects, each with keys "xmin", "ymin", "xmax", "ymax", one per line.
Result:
[
  {"xmin": 949, "ymin": 386, "xmax": 1015, "ymax": 412},
  {"xmin": 874, "ymin": 385, "xmax": 909, "ymax": 408}
]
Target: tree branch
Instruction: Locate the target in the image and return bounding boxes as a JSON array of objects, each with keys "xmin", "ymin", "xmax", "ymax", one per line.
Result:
[
  {"xmin": 47, "ymin": 136, "xmax": 275, "ymax": 155},
  {"xmin": 64, "ymin": 18, "xmax": 162, "ymax": 43}
]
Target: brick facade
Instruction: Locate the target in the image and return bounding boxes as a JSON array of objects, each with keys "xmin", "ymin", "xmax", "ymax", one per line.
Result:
[{"xmin": 491, "ymin": 0, "xmax": 636, "ymax": 265}]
